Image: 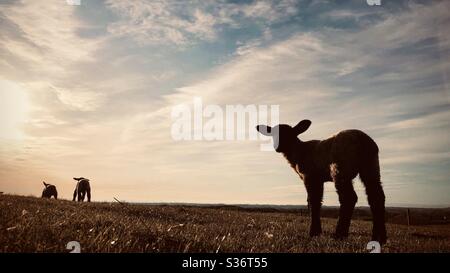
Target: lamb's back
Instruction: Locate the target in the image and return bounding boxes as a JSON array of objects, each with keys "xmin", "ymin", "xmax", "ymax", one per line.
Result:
[{"xmin": 308, "ymin": 129, "xmax": 378, "ymax": 178}]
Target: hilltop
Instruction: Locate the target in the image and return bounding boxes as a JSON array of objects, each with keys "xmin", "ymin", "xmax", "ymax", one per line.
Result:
[{"xmin": 1, "ymin": 194, "xmax": 449, "ymax": 252}]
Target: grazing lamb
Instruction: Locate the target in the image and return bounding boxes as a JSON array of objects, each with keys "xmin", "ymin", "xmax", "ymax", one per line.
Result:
[
  {"xmin": 72, "ymin": 177, "xmax": 91, "ymax": 202},
  {"xmin": 256, "ymin": 120, "xmax": 387, "ymax": 244},
  {"xmin": 42, "ymin": 182, "xmax": 58, "ymax": 199}
]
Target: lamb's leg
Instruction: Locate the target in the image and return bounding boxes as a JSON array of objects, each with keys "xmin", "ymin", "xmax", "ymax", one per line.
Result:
[
  {"xmin": 360, "ymin": 155, "xmax": 387, "ymax": 244},
  {"xmin": 366, "ymin": 183, "xmax": 386, "ymax": 244},
  {"xmin": 334, "ymin": 180, "xmax": 357, "ymax": 239},
  {"xmin": 73, "ymin": 182, "xmax": 79, "ymax": 201},
  {"xmin": 305, "ymin": 180, "xmax": 323, "ymax": 237},
  {"xmin": 86, "ymin": 188, "xmax": 91, "ymax": 202}
]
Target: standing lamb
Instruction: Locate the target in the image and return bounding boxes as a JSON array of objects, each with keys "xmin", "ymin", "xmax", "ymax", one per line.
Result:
[
  {"xmin": 256, "ymin": 119, "xmax": 387, "ymax": 244},
  {"xmin": 42, "ymin": 181, "xmax": 58, "ymax": 199},
  {"xmin": 72, "ymin": 177, "xmax": 91, "ymax": 202}
]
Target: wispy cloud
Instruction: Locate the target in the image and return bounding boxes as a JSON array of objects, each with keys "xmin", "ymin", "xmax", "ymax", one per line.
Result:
[
  {"xmin": 0, "ymin": 0, "xmax": 449, "ymax": 206},
  {"xmin": 0, "ymin": 1, "xmax": 101, "ymax": 78},
  {"xmin": 105, "ymin": 0, "xmax": 298, "ymax": 46}
]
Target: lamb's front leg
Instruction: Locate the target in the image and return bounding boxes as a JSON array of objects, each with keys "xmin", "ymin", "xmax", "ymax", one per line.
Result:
[
  {"xmin": 305, "ymin": 180, "xmax": 324, "ymax": 237},
  {"xmin": 72, "ymin": 189, "xmax": 77, "ymax": 201}
]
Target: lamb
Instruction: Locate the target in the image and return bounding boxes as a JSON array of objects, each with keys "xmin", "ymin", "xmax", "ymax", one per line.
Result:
[
  {"xmin": 72, "ymin": 177, "xmax": 91, "ymax": 202},
  {"xmin": 41, "ymin": 182, "xmax": 58, "ymax": 199},
  {"xmin": 256, "ymin": 119, "xmax": 387, "ymax": 244}
]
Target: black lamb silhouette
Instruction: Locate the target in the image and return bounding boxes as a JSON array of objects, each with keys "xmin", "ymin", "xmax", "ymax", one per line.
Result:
[
  {"xmin": 72, "ymin": 177, "xmax": 91, "ymax": 202},
  {"xmin": 256, "ymin": 119, "xmax": 387, "ymax": 244},
  {"xmin": 41, "ymin": 181, "xmax": 58, "ymax": 199}
]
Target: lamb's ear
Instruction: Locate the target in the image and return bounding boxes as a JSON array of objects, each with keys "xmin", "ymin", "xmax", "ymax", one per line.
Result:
[
  {"xmin": 43, "ymin": 181, "xmax": 48, "ymax": 187},
  {"xmin": 293, "ymin": 120, "xmax": 311, "ymax": 135},
  {"xmin": 256, "ymin": 125, "xmax": 272, "ymax": 136}
]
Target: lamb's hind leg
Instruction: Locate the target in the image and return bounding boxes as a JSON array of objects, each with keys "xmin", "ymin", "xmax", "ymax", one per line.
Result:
[
  {"xmin": 334, "ymin": 179, "xmax": 357, "ymax": 239},
  {"xmin": 360, "ymin": 156, "xmax": 387, "ymax": 244}
]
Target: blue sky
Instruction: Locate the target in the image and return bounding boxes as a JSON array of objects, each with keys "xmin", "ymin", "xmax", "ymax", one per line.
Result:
[{"xmin": 0, "ymin": 0, "xmax": 449, "ymax": 206}]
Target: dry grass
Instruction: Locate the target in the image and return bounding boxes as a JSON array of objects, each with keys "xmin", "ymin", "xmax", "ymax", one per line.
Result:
[{"xmin": 0, "ymin": 194, "xmax": 449, "ymax": 253}]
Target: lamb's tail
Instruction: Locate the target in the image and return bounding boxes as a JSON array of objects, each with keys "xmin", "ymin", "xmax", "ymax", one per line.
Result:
[{"xmin": 359, "ymin": 132, "xmax": 381, "ymax": 184}]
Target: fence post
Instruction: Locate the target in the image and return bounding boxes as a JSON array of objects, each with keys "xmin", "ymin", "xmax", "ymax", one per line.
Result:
[{"xmin": 406, "ymin": 208, "xmax": 411, "ymax": 226}]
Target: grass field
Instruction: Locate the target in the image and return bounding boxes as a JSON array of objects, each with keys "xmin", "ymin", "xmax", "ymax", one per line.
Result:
[{"xmin": 1, "ymin": 194, "xmax": 449, "ymax": 253}]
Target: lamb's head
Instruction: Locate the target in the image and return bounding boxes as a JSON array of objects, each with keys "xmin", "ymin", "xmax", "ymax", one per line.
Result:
[{"xmin": 256, "ymin": 120, "xmax": 311, "ymax": 153}]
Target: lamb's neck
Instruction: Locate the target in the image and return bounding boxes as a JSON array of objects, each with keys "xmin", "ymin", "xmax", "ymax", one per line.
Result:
[{"xmin": 282, "ymin": 140, "xmax": 305, "ymax": 169}]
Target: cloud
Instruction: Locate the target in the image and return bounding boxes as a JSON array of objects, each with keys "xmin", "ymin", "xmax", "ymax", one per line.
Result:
[
  {"xmin": 105, "ymin": 0, "xmax": 298, "ymax": 46},
  {"xmin": 119, "ymin": 0, "xmax": 449, "ymax": 204},
  {"xmin": 0, "ymin": 0, "xmax": 449, "ymax": 205},
  {"xmin": 0, "ymin": 0, "xmax": 101, "ymax": 80},
  {"xmin": 50, "ymin": 84, "xmax": 105, "ymax": 112},
  {"xmin": 239, "ymin": 0, "xmax": 298, "ymax": 21}
]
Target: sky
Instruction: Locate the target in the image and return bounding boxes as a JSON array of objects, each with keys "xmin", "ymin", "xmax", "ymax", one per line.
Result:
[{"xmin": 0, "ymin": 0, "xmax": 449, "ymax": 207}]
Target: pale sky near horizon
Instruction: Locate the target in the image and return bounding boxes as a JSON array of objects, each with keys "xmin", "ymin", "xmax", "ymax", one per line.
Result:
[{"xmin": 0, "ymin": 0, "xmax": 449, "ymax": 207}]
